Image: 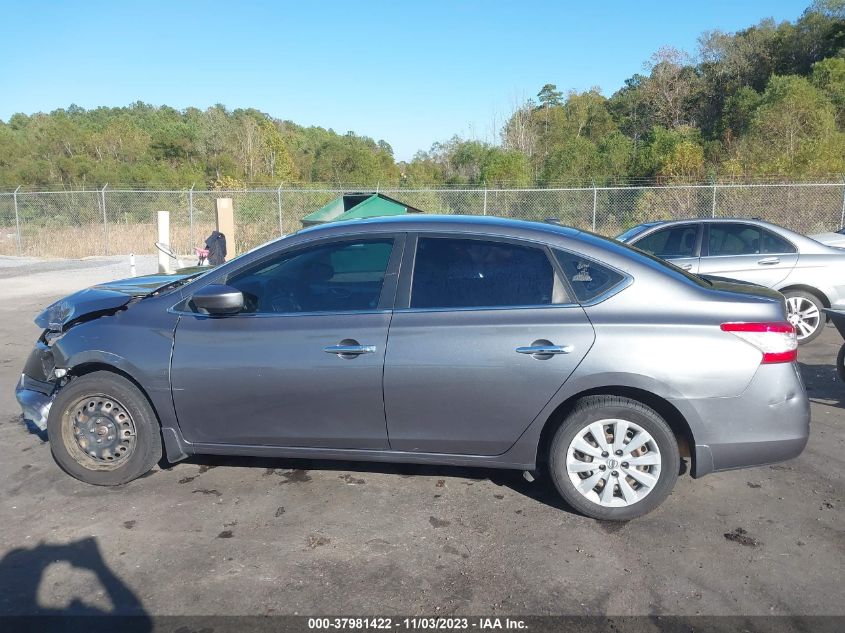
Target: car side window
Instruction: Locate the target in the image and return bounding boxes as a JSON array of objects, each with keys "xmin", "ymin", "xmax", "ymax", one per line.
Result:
[
  {"xmin": 554, "ymin": 250, "xmax": 625, "ymax": 303},
  {"xmin": 707, "ymin": 223, "xmax": 761, "ymax": 256},
  {"xmin": 410, "ymin": 237, "xmax": 568, "ymax": 309},
  {"xmin": 761, "ymin": 230, "xmax": 796, "ymax": 254},
  {"xmin": 224, "ymin": 239, "xmax": 394, "ymax": 314},
  {"xmin": 633, "ymin": 225, "xmax": 698, "ymax": 258}
]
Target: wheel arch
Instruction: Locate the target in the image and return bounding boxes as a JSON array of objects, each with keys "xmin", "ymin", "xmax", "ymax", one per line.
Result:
[
  {"xmin": 535, "ymin": 385, "xmax": 695, "ymax": 476},
  {"xmin": 68, "ymin": 360, "xmax": 157, "ymax": 408},
  {"xmin": 66, "ymin": 362, "xmax": 165, "ymax": 439},
  {"xmin": 778, "ymin": 284, "xmax": 831, "ymax": 308}
]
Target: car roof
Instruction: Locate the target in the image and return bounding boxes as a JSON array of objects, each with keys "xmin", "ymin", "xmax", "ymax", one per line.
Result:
[
  {"xmin": 637, "ymin": 217, "xmax": 783, "ymax": 228},
  {"xmin": 295, "ymin": 214, "xmax": 584, "ymax": 239}
]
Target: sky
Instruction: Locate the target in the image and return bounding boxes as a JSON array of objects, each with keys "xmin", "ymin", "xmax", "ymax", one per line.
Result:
[{"xmin": 0, "ymin": 0, "xmax": 811, "ymax": 161}]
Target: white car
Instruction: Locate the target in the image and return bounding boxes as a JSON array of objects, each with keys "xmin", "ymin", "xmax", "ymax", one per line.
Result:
[
  {"xmin": 809, "ymin": 228, "xmax": 845, "ymax": 248},
  {"xmin": 619, "ymin": 218, "xmax": 845, "ymax": 344}
]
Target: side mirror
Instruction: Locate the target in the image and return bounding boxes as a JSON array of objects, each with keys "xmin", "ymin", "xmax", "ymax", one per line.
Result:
[{"xmin": 191, "ymin": 284, "xmax": 244, "ymax": 315}]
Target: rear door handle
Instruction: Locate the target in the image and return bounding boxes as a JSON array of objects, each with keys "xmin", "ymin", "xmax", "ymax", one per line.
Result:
[
  {"xmin": 516, "ymin": 345, "xmax": 573, "ymax": 355},
  {"xmin": 323, "ymin": 344, "xmax": 376, "ymax": 356},
  {"xmin": 757, "ymin": 257, "xmax": 780, "ymax": 265}
]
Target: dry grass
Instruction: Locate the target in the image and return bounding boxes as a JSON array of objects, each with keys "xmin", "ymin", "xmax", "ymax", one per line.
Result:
[{"xmin": 0, "ymin": 221, "xmax": 282, "ymax": 259}]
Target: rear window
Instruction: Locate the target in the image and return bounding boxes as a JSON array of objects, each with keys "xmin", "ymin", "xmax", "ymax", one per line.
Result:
[{"xmin": 554, "ymin": 250, "xmax": 626, "ymax": 302}]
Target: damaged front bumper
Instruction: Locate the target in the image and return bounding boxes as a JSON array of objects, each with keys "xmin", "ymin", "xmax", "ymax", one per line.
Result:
[
  {"xmin": 16, "ymin": 373, "xmax": 57, "ymax": 431},
  {"xmin": 16, "ymin": 341, "xmax": 62, "ymax": 432}
]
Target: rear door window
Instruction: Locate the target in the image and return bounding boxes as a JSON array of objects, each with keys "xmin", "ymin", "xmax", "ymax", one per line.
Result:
[
  {"xmin": 707, "ymin": 223, "xmax": 761, "ymax": 256},
  {"xmin": 410, "ymin": 237, "xmax": 568, "ymax": 309}
]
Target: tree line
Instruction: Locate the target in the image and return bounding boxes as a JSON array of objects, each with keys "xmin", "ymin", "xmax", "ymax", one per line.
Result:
[{"xmin": 1, "ymin": 1, "xmax": 844, "ymax": 190}]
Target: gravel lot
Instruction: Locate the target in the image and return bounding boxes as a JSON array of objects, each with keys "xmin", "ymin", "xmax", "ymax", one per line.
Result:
[{"xmin": 0, "ymin": 256, "xmax": 841, "ymax": 618}]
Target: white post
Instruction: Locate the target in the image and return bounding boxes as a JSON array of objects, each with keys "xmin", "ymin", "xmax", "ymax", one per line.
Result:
[
  {"xmin": 592, "ymin": 183, "xmax": 598, "ymax": 231},
  {"xmin": 483, "ymin": 186, "xmax": 488, "ymax": 215},
  {"xmin": 101, "ymin": 183, "xmax": 109, "ymax": 255},
  {"xmin": 840, "ymin": 178, "xmax": 845, "ymax": 229},
  {"xmin": 277, "ymin": 184, "xmax": 284, "ymax": 236},
  {"xmin": 129, "ymin": 253, "xmax": 136, "ymax": 277},
  {"xmin": 712, "ymin": 182, "xmax": 718, "ymax": 218},
  {"xmin": 13, "ymin": 186, "xmax": 21, "ymax": 256},
  {"xmin": 188, "ymin": 184, "xmax": 195, "ymax": 248},
  {"xmin": 157, "ymin": 210, "xmax": 171, "ymax": 273}
]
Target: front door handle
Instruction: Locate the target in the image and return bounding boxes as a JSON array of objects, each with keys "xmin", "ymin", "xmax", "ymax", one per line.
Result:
[
  {"xmin": 679, "ymin": 263, "xmax": 693, "ymax": 271},
  {"xmin": 757, "ymin": 257, "xmax": 780, "ymax": 265},
  {"xmin": 323, "ymin": 344, "xmax": 376, "ymax": 357},
  {"xmin": 516, "ymin": 344, "xmax": 573, "ymax": 356}
]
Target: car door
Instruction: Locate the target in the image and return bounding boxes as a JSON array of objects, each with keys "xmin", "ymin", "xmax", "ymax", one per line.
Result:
[
  {"xmin": 170, "ymin": 234, "xmax": 404, "ymax": 448},
  {"xmin": 698, "ymin": 222, "xmax": 798, "ymax": 287},
  {"xmin": 630, "ymin": 223, "xmax": 701, "ymax": 273},
  {"xmin": 383, "ymin": 234, "xmax": 596, "ymax": 456}
]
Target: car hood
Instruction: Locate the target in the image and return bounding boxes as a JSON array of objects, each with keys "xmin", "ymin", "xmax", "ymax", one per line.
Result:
[{"xmin": 34, "ymin": 272, "xmax": 197, "ymax": 331}]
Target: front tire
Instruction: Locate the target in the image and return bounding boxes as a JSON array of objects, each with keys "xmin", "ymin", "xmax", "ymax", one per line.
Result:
[
  {"xmin": 548, "ymin": 395, "xmax": 680, "ymax": 521},
  {"xmin": 784, "ymin": 289, "xmax": 824, "ymax": 345},
  {"xmin": 47, "ymin": 371, "xmax": 162, "ymax": 486}
]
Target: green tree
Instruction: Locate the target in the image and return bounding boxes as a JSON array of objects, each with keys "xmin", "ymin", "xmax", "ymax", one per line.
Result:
[
  {"xmin": 737, "ymin": 74, "xmax": 845, "ymax": 175},
  {"xmin": 480, "ymin": 148, "xmax": 532, "ymax": 186},
  {"xmin": 537, "ymin": 84, "xmax": 563, "ymax": 108},
  {"xmin": 811, "ymin": 56, "xmax": 845, "ymax": 126}
]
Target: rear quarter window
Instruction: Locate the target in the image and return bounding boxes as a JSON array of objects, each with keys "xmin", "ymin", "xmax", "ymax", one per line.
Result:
[{"xmin": 554, "ymin": 249, "xmax": 626, "ymax": 303}]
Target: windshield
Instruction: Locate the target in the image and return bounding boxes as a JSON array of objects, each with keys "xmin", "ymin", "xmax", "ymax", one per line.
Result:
[{"xmin": 616, "ymin": 222, "xmax": 660, "ymax": 242}]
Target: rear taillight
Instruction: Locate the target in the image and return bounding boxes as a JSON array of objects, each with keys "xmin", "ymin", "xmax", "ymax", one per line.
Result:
[{"xmin": 720, "ymin": 322, "xmax": 798, "ymax": 364}]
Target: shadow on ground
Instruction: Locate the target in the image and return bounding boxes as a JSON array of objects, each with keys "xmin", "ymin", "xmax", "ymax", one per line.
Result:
[
  {"xmin": 0, "ymin": 537, "xmax": 150, "ymax": 629},
  {"xmin": 173, "ymin": 453, "xmax": 579, "ymax": 513},
  {"xmin": 799, "ymin": 362, "xmax": 845, "ymax": 408}
]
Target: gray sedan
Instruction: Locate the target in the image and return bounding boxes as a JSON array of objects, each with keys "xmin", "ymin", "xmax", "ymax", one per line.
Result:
[
  {"xmin": 16, "ymin": 216, "xmax": 808, "ymax": 520},
  {"xmin": 618, "ymin": 218, "xmax": 845, "ymax": 343}
]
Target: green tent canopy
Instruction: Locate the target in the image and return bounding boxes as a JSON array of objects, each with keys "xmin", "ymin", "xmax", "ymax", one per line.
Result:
[{"xmin": 301, "ymin": 192, "xmax": 424, "ymax": 227}]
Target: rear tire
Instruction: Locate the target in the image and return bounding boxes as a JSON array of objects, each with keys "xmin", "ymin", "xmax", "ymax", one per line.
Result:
[
  {"xmin": 548, "ymin": 395, "xmax": 679, "ymax": 521},
  {"xmin": 47, "ymin": 371, "xmax": 162, "ymax": 486},
  {"xmin": 784, "ymin": 289, "xmax": 824, "ymax": 345}
]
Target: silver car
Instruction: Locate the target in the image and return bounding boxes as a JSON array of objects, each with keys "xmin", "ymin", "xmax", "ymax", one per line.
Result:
[
  {"xmin": 618, "ymin": 218, "xmax": 845, "ymax": 343},
  {"xmin": 809, "ymin": 227, "xmax": 845, "ymax": 248},
  {"xmin": 16, "ymin": 216, "xmax": 808, "ymax": 521}
]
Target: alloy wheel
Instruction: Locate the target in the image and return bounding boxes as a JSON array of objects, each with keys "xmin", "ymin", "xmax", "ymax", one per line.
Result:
[{"xmin": 786, "ymin": 295, "xmax": 821, "ymax": 341}]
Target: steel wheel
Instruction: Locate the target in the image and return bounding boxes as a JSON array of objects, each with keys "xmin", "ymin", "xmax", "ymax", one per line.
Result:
[
  {"xmin": 786, "ymin": 294, "xmax": 821, "ymax": 342},
  {"xmin": 565, "ymin": 418, "xmax": 662, "ymax": 508},
  {"xmin": 62, "ymin": 394, "xmax": 137, "ymax": 470}
]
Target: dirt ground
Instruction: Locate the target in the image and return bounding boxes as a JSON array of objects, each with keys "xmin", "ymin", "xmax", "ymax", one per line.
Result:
[{"xmin": 0, "ymin": 255, "xmax": 841, "ymax": 618}]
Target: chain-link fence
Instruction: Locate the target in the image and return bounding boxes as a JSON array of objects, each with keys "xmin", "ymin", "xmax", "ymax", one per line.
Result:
[{"xmin": 1, "ymin": 182, "xmax": 844, "ymax": 258}]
